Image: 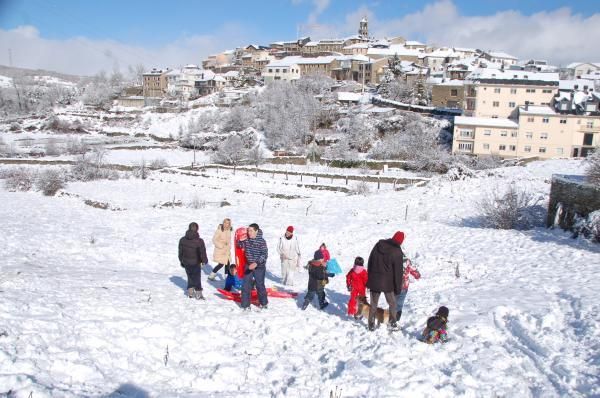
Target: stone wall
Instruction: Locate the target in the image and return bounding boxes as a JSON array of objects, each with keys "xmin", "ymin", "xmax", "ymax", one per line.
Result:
[{"xmin": 546, "ymin": 174, "xmax": 600, "ymax": 229}]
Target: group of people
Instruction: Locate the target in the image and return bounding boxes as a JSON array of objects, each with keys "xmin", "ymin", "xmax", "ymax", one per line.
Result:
[{"xmin": 178, "ymin": 221, "xmax": 449, "ymax": 342}]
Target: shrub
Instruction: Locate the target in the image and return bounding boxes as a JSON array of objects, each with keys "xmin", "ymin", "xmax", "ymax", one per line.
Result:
[
  {"xmin": 44, "ymin": 138, "xmax": 62, "ymax": 156},
  {"xmin": 477, "ymin": 185, "xmax": 540, "ymax": 229},
  {"xmin": 212, "ymin": 135, "xmax": 245, "ymax": 166},
  {"xmin": 36, "ymin": 169, "xmax": 65, "ymax": 196},
  {"xmin": 149, "ymin": 158, "xmax": 169, "ymax": 169},
  {"xmin": 585, "ymin": 150, "xmax": 600, "ymax": 185},
  {"xmin": 132, "ymin": 159, "xmax": 149, "ymax": 179},
  {"xmin": 188, "ymin": 195, "xmax": 206, "ymax": 209},
  {"xmin": 350, "ymin": 180, "xmax": 371, "ymax": 196},
  {"xmin": 65, "ymin": 136, "xmax": 88, "ymax": 155},
  {"xmin": 4, "ymin": 167, "xmax": 36, "ymax": 191},
  {"xmin": 573, "ymin": 210, "xmax": 600, "ymax": 243}
]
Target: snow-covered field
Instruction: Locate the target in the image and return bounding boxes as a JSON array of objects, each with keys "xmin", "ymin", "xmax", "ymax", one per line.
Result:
[{"xmin": 1, "ymin": 158, "xmax": 599, "ymax": 397}]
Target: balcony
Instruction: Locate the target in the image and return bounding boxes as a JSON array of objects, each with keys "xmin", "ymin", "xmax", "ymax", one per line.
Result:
[{"xmin": 578, "ymin": 126, "xmax": 600, "ymax": 133}]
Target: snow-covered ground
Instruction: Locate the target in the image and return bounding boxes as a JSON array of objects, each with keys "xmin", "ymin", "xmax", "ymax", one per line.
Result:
[{"xmin": 1, "ymin": 158, "xmax": 599, "ymax": 397}]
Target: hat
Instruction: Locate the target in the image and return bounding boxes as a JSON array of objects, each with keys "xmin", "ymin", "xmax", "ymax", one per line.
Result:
[
  {"xmin": 286, "ymin": 226, "xmax": 294, "ymax": 233},
  {"xmin": 392, "ymin": 231, "xmax": 405, "ymax": 245},
  {"xmin": 354, "ymin": 256, "xmax": 364, "ymax": 266},
  {"xmin": 313, "ymin": 250, "xmax": 324, "ymax": 261},
  {"xmin": 436, "ymin": 306, "xmax": 449, "ymax": 318}
]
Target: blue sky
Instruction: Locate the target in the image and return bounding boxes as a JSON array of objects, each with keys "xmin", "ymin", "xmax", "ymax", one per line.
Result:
[
  {"xmin": 0, "ymin": 0, "xmax": 597, "ymax": 46},
  {"xmin": 0, "ymin": 0, "xmax": 598, "ymax": 74}
]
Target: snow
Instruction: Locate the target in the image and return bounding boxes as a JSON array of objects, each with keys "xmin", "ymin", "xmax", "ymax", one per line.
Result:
[
  {"xmin": 0, "ymin": 75, "xmax": 12, "ymax": 88},
  {"xmin": 518, "ymin": 105, "xmax": 557, "ymax": 116},
  {"xmin": 468, "ymin": 68, "xmax": 559, "ymax": 83},
  {"xmin": 1, "ymin": 157, "xmax": 599, "ymax": 397},
  {"xmin": 454, "ymin": 116, "xmax": 519, "ymax": 128}
]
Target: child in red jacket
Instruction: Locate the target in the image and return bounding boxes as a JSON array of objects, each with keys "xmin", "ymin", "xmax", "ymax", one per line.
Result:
[
  {"xmin": 346, "ymin": 256, "xmax": 368, "ymax": 317},
  {"xmin": 395, "ymin": 258, "xmax": 421, "ymax": 321}
]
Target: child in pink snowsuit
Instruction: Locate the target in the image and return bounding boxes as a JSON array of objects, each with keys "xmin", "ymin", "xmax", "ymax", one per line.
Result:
[
  {"xmin": 346, "ymin": 257, "xmax": 368, "ymax": 317},
  {"xmin": 395, "ymin": 258, "xmax": 421, "ymax": 321}
]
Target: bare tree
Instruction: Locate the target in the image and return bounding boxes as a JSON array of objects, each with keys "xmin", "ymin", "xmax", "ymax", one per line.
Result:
[{"xmin": 478, "ymin": 185, "xmax": 539, "ymax": 229}]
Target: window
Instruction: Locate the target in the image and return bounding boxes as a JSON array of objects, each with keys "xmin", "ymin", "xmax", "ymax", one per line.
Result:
[
  {"xmin": 542, "ymin": 118, "xmax": 549, "ymax": 124},
  {"xmin": 459, "ymin": 130, "xmax": 473, "ymax": 138},
  {"xmin": 526, "ymin": 132, "xmax": 533, "ymax": 139},
  {"xmin": 510, "ymin": 88, "xmax": 517, "ymax": 94},
  {"xmin": 458, "ymin": 142, "xmax": 473, "ymax": 151},
  {"xmin": 526, "ymin": 88, "xmax": 537, "ymax": 93},
  {"xmin": 524, "ymin": 145, "xmax": 531, "ymax": 152},
  {"xmin": 499, "ymin": 145, "xmax": 506, "ymax": 151},
  {"xmin": 494, "ymin": 88, "xmax": 501, "ymax": 93},
  {"xmin": 275, "ymin": 69, "xmax": 280, "ymax": 73},
  {"xmin": 540, "ymin": 133, "xmax": 548, "ymax": 139},
  {"xmin": 484, "ymin": 130, "xmax": 491, "ymax": 136},
  {"xmin": 560, "ymin": 119, "xmax": 567, "ymax": 124},
  {"xmin": 556, "ymin": 148, "xmax": 564, "ymax": 155},
  {"xmin": 527, "ymin": 117, "xmax": 534, "ymax": 122},
  {"xmin": 509, "ymin": 145, "xmax": 516, "ymax": 151},
  {"xmin": 500, "ymin": 130, "xmax": 508, "ymax": 137},
  {"xmin": 511, "ymin": 131, "xmax": 518, "ymax": 137},
  {"xmin": 587, "ymin": 121, "xmax": 594, "ymax": 129},
  {"xmin": 542, "ymin": 89, "xmax": 553, "ymax": 93},
  {"xmin": 539, "ymin": 147, "xmax": 546, "ymax": 153},
  {"xmin": 509, "ymin": 102, "xmax": 516, "ymax": 108},
  {"xmin": 483, "ymin": 143, "xmax": 490, "ymax": 150},
  {"xmin": 492, "ymin": 116, "xmax": 498, "ymax": 119},
  {"xmin": 493, "ymin": 101, "xmax": 500, "ymax": 107},
  {"xmin": 282, "ymin": 69, "xmax": 287, "ymax": 73},
  {"xmin": 450, "ymin": 89, "xmax": 458, "ymax": 96},
  {"xmin": 584, "ymin": 133, "xmax": 594, "ymax": 145}
]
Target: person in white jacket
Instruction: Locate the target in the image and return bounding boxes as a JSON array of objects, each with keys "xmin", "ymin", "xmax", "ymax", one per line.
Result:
[{"xmin": 277, "ymin": 226, "xmax": 301, "ymax": 286}]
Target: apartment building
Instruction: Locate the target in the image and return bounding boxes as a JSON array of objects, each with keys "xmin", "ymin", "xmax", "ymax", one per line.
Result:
[
  {"xmin": 565, "ymin": 62, "xmax": 600, "ymax": 79},
  {"xmin": 463, "ymin": 69, "xmax": 559, "ymax": 118},
  {"xmin": 431, "ymin": 80, "xmax": 464, "ymax": 108},
  {"xmin": 453, "ymin": 101, "xmax": 600, "ymax": 159},
  {"xmin": 142, "ymin": 68, "xmax": 169, "ymax": 97}
]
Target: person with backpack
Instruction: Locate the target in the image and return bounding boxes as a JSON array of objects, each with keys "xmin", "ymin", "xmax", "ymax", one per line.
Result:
[
  {"xmin": 301, "ymin": 250, "xmax": 335, "ymax": 310},
  {"xmin": 178, "ymin": 222, "xmax": 208, "ymax": 299}
]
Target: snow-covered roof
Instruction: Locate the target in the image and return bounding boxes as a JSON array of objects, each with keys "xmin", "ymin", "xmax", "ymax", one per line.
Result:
[
  {"xmin": 367, "ymin": 45, "xmax": 422, "ymax": 57},
  {"xmin": 487, "ymin": 51, "xmax": 518, "ymax": 60},
  {"xmin": 454, "ymin": 116, "xmax": 518, "ymax": 128},
  {"xmin": 305, "ymin": 41, "xmax": 319, "ymax": 47},
  {"xmin": 214, "ymin": 76, "xmax": 226, "ymax": 82},
  {"xmin": 344, "ymin": 43, "xmax": 369, "ymax": 49},
  {"xmin": 337, "ymin": 92, "xmax": 362, "ymax": 102},
  {"xmin": 184, "ymin": 64, "xmax": 199, "ymax": 69},
  {"xmin": 405, "ymin": 40, "xmax": 425, "ymax": 46},
  {"xmin": 266, "ymin": 56, "xmax": 337, "ymax": 68},
  {"xmin": 419, "ymin": 49, "xmax": 459, "ymax": 59},
  {"xmin": 559, "ymin": 79, "xmax": 595, "ymax": 91},
  {"xmin": 565, "ymin": 62, "xmax": 597, "ymax": 69},
  {"xmin": 467, "ymin": 68, "xmax": 559, "ymax": 83},
  {"xmin": 518, "ymin": 105, "xmax": 556, "ymax": 115},
  {"xmin": 453, "ymin": 47, "xmax": 477, "ymax": 53},
  {"xmin": 224, "ymin": 71, "xmax": 240, "ymax": 77},
  {"xmin": 435, "ymin": 79, "xmax": 465, "ymax": 86}
]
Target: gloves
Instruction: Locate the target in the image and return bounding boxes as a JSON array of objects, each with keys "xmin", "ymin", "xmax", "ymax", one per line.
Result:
[{"xmin": 347, "ymin": 285, "xmax": 351, "ymax": 292}]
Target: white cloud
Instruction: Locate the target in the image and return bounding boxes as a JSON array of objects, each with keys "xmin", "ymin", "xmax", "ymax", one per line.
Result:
[
  {"xmin": 0, "ymin": 24, "xmax": 250, "ymax": 76},
  {"xmin": 301, "ymin": 0, "xmax": 600, "ymax": 65},
  {"xmin": 308, "ymin": 0, "xmax": 331, "ymax": 24}
]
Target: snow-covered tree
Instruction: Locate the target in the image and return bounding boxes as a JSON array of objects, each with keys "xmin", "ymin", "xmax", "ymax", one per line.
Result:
[{"xmin": 212, "ymin": 135, "xmax": 245, "ymax": 166}]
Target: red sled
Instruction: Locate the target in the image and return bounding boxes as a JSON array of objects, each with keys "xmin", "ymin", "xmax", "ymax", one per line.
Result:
[
  {"xmin": 234, "ymin": 227, "xmax": 248, "ymax": 279},
  {"xmin": 217, "ymin": 288, "xmax": 298, "ymax": 301}
]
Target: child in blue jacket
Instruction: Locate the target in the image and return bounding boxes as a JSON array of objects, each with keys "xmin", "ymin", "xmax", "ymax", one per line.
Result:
[{"xmin": 224, "ymin": 264, "xmax": 243, "ymax": 292}]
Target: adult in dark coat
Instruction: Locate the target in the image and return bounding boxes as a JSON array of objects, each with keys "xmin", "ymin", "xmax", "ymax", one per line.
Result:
[
  {"xmin": 178, "ymin": 222, "xmax": 208, "ymax": 299},
  {"xmin": 366, "ymin": 231, "xmax": 405, "ymax": 331}
]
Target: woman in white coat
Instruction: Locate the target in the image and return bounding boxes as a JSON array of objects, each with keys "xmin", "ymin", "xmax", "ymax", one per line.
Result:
[
  {"xmin": 208, "ymin": 218, "xmax": 232, "ymax": 280},
  {"xmin": 277, "ymin": 225, "xmax": 301, "ymax": 286}
]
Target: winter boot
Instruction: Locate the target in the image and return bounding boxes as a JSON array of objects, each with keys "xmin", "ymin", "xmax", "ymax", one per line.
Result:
[
  {"xmin": 187, "ymin": 288, "xmax": 194, "ymax": 298},
  {"xmin": 320, "ymin": 302, "xmax": 329, "ymax": 310},
  {"xmin": 195, "ymin": 290, "xmax": 205, "ymax": 300},
  {"xmin": 301, "ymin": 300, "xmax": 310, "ymax": 310},
  {"xmin": 208, "ymin": 272, "xmax": 217, "ymax": 281},
  {"xmin": 368, "ymin": 322, "xmax": 375, "ymax": 332},
  {"xmin": 396, "ymin": 311, "xmax": 402, "ymax": 321},
  {"xmin": 389, "ymin": 321, "xmax": 399, "ymax": 331}
]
